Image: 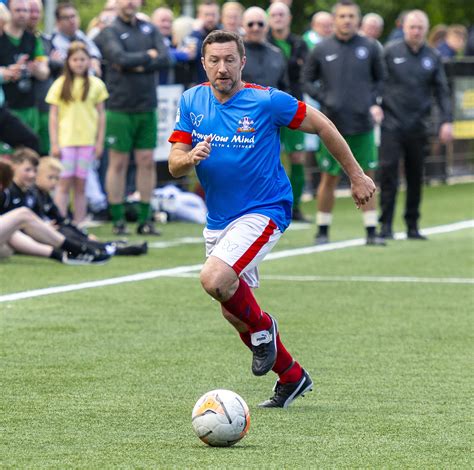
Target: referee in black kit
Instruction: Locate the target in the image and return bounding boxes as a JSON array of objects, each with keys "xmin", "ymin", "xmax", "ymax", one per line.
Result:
[{"xmin": 378, "ymin": 9, "xmax": 453, "ymax": 240}]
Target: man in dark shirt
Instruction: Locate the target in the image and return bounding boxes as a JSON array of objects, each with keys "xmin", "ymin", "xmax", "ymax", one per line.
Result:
[
  {"xmin": 96, "ymin": 0, "xmax": 170, "ymax": 235},
  {"xmin": 241, "ymin": 6, "xmax": 288, "ymax": 91},
  {"xmin": 378, "ymin": 10, "xmax": 453, "ymax": 240},
  {"xmin": 302, "ymin": 0, "xmax": 385, "ymax": 245},
  {"xmin": 268, "ymin": 2, "xmax": 309, "ymax": 222}
]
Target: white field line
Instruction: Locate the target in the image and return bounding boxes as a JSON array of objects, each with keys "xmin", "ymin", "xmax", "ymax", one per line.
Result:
[
  {"xmin": 171, "ymin": 273, "xmax": 473, "ymax": 285},
  {"xmin": 0, "ymin": 220, "xmax": 472, "ymax": 304}
]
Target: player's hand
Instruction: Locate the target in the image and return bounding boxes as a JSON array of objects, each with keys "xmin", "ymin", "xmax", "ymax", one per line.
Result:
[
  {"xmin": 370, "ymin": 105, "xmax": 384, "ymax": 125},
  {"xmin": 189, "ymin": 135, "xmax": 212, "ymax": 166},
  {"xmin": 351, "ymin": 174, "xmax": 376, "ymax": 209}
]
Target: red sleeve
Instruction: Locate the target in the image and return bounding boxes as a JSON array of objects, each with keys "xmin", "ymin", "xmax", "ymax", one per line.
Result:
[
  {"xmin": 168, "ymin": 130, "xmax": 192, "ymax": 145},
  {"xmin": 287, "ymin": 101, "xmax": 307, "ymax": 129}
]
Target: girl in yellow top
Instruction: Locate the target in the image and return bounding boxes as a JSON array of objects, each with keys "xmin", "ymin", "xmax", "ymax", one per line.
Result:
[{"xmin": 46, "ymin": 41, "xmax": 108, "ymax": 225}]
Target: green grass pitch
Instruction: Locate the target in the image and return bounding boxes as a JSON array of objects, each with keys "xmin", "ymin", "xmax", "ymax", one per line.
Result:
[{"xmin": 1, "ymin": 183, "xmax": 473, "ymax": 468}]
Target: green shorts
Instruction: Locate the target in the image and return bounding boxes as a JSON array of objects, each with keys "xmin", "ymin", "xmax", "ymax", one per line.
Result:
[
  {"xmin": 106, "ymin": 110, "xmax": 157, "ymax": 152},
  {"xmin": 317, "ymin": 130, "xmax": 378, "ymax": 176},
  {"xmin": 280, "ymin": 126, "xmax": 305, "ymax": 153},
  {"xmin": 38, "ymin": 111, "xmax": 50, "ymax": 155}
]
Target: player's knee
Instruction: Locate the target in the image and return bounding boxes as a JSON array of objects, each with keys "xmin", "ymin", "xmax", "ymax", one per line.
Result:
[{"xmin": 200, "ymin": 266, "xmax": 229, "ymax": 301}]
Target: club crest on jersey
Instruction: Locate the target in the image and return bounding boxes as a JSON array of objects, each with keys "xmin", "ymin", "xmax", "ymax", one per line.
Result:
[
  {"xmin": 190, "ymin": 112, "xmax": 204, "ymax": 127},
  {"xmin": 236, "ymin": 116, "xmax": 255, "ymax": 133},
  {"xmin": 421, "ymin": 57, "xmax": 433, "ymax": 70},
  {"xmin": 355, "ymin": 46, "xmax": 369, "ymax": 59}
]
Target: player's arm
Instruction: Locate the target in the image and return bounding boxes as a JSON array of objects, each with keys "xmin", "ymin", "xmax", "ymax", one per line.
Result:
[
  {"xmin": 169, "ymin": 136, "xmax": 212, "ymax": 178},
  {"xmin": 299, "ymin": 105, "xmax": 376, "ymax": 207}
]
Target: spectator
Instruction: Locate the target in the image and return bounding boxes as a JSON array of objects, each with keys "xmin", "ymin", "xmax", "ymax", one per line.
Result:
[
  {"xmin": 46, "ymin": 41, "xmax": 108, "ymax": 226},
  {"xmin": 172, "ymin": 15, "xmax": 199, "ymax": 88},
  {"xmin": 152, "ymin": 7, "xmax": 197, "ymax": 85},
  {"xmin": 241, "ymin": 7, "xmax": 288, "ymax": 90},
  {"xmin": 302, "ymin": 11, "xmax": 333, "ymax": 50},
  {"xmin": 437, "ymin": 25, "xmax": 468, "ymax": 59},
  {"xmin": 188, "ymin": 0, "xmax": 220, "ymax": 84},
  {"xmin": 0, "ymin": 154, "xmax": 109, "ymax": 264},
  {"xmin": 27, "ymin": 0, "xmax": 53, "ymax": 155},
  {"xmin": 302, "ymin": 0, "xmax": 385, "ymax": 245},
  {"xmin": 96, "ymin": 0, "xmax": 170, "ymax": 235},
  {"xmin": 221, "ymin": 1, "xmax": 244, "ymax": 35},
  {"xmin": 360, "ymin": 13, "xmax": 384, "ymax": 40},
  {"xmin": 87, "ymin": 0, "xmax": 117, "ymax": 40},
  {"xmin": 0, "ymin": 3, "xmax": 39, "ymax": 154},
  {"xmin": 427, "ymin": 24, "xmax": 447, "ymax": 49},
  {"xmin": 386, "ymin": 10, "xmax": 407, "ymax": 43},
  {"xmin": 378, "ymin": 10, "xmax": 453, "ymax": 240},
  {"xmin": 0, "ymin": 0, "xmax": 49, "ymax": 148},
  {"xmin": 50, "ymin": 2, "xmax": 102, "ymax": 78},
  {"xmin": 268, "ymin": 2, "xmax": 309, "ymax": 222}
]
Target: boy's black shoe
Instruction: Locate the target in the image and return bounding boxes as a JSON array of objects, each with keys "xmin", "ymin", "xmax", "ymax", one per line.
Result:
[
  {"xmin": 115, "ymin": 242, "xmax": 148, "ymax": 256},
  {"xmin": 137, "ymin": 221, "xmax": 161, "ymax": 236},
  {"xmin": 250, "ymin": 315, "xmax": 278, "ymax": 376},
  {"xmin": 113, "ymin": 222, "xmax": 130, "ymax": 236},
  {"xmin": 258, "ymin": 369, "xmax": 313, "ymax": 409},
  {"xmin": 63, "ymin": 249, "xmax": 110, "ymax": 265}
]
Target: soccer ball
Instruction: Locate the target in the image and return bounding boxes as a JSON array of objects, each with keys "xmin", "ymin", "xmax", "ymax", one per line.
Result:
[{"xmin": 191, "ymin": 389, "xmax": 250, "ymax": 447}]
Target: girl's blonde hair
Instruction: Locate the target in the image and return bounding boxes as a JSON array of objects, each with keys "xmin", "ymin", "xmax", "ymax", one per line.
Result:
[{"xmin": 60, "ymin": 41, "xmax": 91, "ymax": 103}]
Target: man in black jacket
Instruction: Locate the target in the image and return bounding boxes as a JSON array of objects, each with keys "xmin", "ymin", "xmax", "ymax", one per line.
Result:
[
  {"xmin": 378, "ymin": 10, "xmax": 453, "ymax": 240},
  {"xmin": 241, "ymin": 6, "xmax": 288, "ymax": 90},
  {"xmin": 302, "ymin": 0, "xmax": 385, "ymax": 245},
  {"xmin": 96, "ymin": 0, "xmax": 170, "ymax": 235},
  {"xmin": 268, "ymin": 1, "xmax": 309, "ymax": 222}
]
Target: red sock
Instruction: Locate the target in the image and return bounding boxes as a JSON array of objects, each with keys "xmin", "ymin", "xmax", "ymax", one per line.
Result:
[
  {"xmin": 222, "ymin": 279, "xmax": 271, "ymax": 332},
  {"xmin": 272, "ymin": 334, "xmax": 303, "ymax": 383},
  {"xmin": 239, "ymin": 331, "xmax": 252, "ymax": 350}
]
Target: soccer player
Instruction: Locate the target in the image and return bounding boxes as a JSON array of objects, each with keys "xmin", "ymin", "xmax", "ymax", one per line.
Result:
[{"xmin": 168, "ymin": 30, "xmax": 376, "ymax": 408}]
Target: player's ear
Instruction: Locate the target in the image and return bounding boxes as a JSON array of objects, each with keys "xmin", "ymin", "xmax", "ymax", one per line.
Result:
[
  {"xmin": 201, "ymin": 56, "xmax": 206, "ymax": 70},
  {"xmin": 240, "ymin": 55, "xmax": 246, "ymax": 71}
]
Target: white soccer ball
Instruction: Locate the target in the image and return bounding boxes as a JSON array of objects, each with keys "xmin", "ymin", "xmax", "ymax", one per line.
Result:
[{"xmin": 191, "ymin": 389, "xmax": 250, "ymax": 447}]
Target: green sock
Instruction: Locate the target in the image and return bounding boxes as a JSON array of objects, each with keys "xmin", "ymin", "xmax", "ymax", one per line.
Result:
[
  {"xmin": 109, "ymin": 203, "xmax": 125, "ymax": 224},
  {"xmin": 290, "ymin": 163, "xmax": 305, "ymax": 209},
  {"xmin": 138, "ymin": 202, "xmax": 151, "ymax": 224}
]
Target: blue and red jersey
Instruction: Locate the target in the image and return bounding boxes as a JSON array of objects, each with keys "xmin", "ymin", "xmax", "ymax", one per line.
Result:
[{"xmin": 169, "ymin": 83, "xmax": 306, "ymax": 232}]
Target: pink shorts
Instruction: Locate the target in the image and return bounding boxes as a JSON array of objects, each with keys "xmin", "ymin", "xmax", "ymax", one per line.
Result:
[
  {"xmin": 60, "ymin": 146, "xmax": 95, "ymax": 179},
  {"xmin": 203, "ymin": 214, "xmax": 282, "ymax": 288}
]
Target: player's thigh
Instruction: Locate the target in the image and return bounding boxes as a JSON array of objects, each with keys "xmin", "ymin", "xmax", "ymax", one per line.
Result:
[
  {"xmin": 316, "ymin": 141, "xmax": 342, "ymax": 176},
  {"xmin": 347, "ymin": 130, "xmax": 377, "ymax": 172},
  {"xmin": 106, "ymin": 111, "xmax": 134, "ymax": 153},
  {"xmin": 132, "ymin": 111, "xmax": 157, "ymax": 151},
  {"xmin": 203, "ymin": 214, "xmax": 282, "ymax": 288},
  {"xmin": 280, "ymin": 126, "xmax": 305, "ymax": 153}
]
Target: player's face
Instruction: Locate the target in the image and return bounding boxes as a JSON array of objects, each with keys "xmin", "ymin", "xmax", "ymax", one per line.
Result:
[
  {"xmin": 403, "ymin": 14, "xmax": 428, "ymax": 48},
  {"xmin": 36, "ymin": 168, "xmax": 60, "ymax": 192},
  {"xmin": 202, "ymin": 41, "xmax": 245, "ymax": 97},
  {"xmin": 334, "ymin": 5, "xmax": 359, "ymax": 38},
  {"xmin": 14, "ymin": 161, "xmax": 37, "ymax": 189}
]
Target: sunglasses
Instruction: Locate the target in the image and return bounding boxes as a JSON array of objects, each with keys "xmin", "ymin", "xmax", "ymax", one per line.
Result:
[{"xmin": 247, "ymin": 21, "xmax": 265, "ymax": 28}]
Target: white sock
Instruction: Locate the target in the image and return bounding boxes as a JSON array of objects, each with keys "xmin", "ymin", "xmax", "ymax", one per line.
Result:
[
  {"xmin": 363, "ymin": 210, "xmax": 378, "ymax": 227},
  {"xmin": 317, "ymin": 212, "xmax": 333, "ymax": 226}
]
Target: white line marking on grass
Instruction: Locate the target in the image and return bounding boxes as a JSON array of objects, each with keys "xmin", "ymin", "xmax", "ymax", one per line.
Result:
[
  {"xmin": 165, "ymin": 273, "xmax": 474, "ymax": 284},
  {"xmin": 1, "ymin": 220, "xmax": 472, "ymax": 303},
  {"xmin": 148, "ymin": 237, "xmax": 203, "ymax": 248}
]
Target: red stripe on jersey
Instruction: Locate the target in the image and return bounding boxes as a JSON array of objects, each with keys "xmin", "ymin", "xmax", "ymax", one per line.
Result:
[
  {"xmin": 288, "ymin": 101, "xmax": 307, "ymax": 129},
  {"xmin": 233, "ymin": 219, "xmax": 278, "ymax": 275},
  {"xmin": 168, "ymin": 130, "xmax": 192, "ymax": 145},
  {"xmin": 244, "ymin": 82, "xmax": 269, "ymax": 90}
]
